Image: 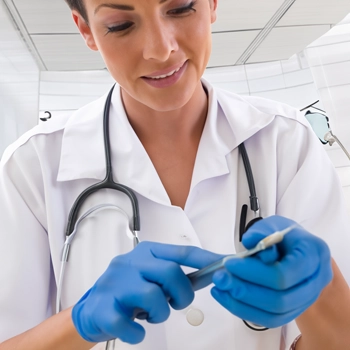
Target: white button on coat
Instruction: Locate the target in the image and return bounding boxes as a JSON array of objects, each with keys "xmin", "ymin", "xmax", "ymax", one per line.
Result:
[{"xmin": 186, "ymin": 309, "xmax": 205, "ymax": 326}]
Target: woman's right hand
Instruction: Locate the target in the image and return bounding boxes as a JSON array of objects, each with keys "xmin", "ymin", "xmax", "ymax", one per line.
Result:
[{"xmin": 71, "ymin": 241, "xmax": 222, "ymax": 344}]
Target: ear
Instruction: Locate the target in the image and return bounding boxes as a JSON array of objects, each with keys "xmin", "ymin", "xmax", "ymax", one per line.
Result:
[
  {"xmin": 72, "ymin": 10, "xmax": 98, "ymax": 51},
  {"xmin": 210, "ymin": 0, "xmax": 218, "ymax": 24}
]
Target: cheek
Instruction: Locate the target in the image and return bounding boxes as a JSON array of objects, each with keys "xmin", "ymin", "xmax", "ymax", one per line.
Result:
[
  {"xmin": 185, "ymin": 24, "xmax": 212, "ymax": 70},
  {"xmin": 97, "ymin": 40, "xmax": 134, "ymax": 79},
  {"xmin": 183, "ymin": 15, "xmax": 212, "ymax": 54}
]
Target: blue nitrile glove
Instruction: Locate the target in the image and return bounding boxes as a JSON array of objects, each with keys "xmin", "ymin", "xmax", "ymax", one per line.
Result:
[
  {"xmin": 72, "ymin": 241, "xmax": 222, "ymax": 344},
  {"xmin": 211, "ymin": 215, "xmax": 333, "ymax": 328}
]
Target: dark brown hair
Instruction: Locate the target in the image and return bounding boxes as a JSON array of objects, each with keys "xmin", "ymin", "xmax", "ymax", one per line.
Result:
[{"xmin": 64, "ymin": 0, "xmax": 89, "ymax": 23}]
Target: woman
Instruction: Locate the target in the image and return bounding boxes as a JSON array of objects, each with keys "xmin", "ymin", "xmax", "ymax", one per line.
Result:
[{"xmin": 0, "ymin": 0, "xmax": 350, "ymax": 349}]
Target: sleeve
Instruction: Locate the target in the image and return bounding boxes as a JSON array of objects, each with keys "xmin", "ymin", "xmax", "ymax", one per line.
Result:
[
  {"xmin": 272, "ymin": 115, "xmax": 350, "ymax": 349},
  {"xmin": 0, "ymin": 140, "xmax": 55, "ymax": 341}
]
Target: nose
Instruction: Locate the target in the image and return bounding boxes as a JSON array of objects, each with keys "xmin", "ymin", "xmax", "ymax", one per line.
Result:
[{"xmin": 142, "ymin": 18, "xmax": 179, "ymax": 61}]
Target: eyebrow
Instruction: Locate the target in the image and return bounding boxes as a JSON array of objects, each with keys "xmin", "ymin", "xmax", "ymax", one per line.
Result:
[{"xmin": 94, "ymin": 0, "xmax": 169, "ymax": 14}]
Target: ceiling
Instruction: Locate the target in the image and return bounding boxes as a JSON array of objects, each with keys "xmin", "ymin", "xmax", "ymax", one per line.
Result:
[{"xmin": 3, "ymin": 0, "xmax": 350, "ymax": 71}]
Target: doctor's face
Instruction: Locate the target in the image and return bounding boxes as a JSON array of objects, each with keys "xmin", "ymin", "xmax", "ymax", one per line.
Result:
[{"xmin": 74, "ymin": 0, "xmax": 217, "ymax": 112}]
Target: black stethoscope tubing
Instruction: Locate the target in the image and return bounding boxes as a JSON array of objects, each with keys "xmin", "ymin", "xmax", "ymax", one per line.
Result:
[{"xmin": 65, "ymin": 85, "xmax": 141, "ymax": 238}]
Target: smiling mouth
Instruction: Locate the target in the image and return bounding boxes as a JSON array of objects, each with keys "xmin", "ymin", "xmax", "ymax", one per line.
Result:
[{"xmin": 143, "ymin": 62, "xmax": 186, "ymax": 80}]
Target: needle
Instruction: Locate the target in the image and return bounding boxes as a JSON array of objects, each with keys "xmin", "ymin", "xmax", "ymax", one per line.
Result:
[{"xmin": 187, "ymin": 224, "xmax": 297, "ymax": 291}]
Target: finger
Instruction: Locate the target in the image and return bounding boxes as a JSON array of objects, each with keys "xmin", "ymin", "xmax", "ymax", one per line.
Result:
[
  {"xmin": 224, "ymin": 242, "xmax": 321, "ymax": 290},
  {"xmin": 73, "ymin": 289, "xmax": 146, "ymax": 344},
  {"xmin": 242, "ymin": 231, "xmax": 272, "ymax": 249},
  {"xmin": 98, "ymin": 301, "xmax": 146, "ymax": 344},
  {"xmin": 150, "ymin": 243, "xmax": 224, "ymax": 269},
  {"xmin": 241, "ymin": 230, "xmax": 280, "ymax": 264},
  {"xmin": 212, "ymin": 269, "xmax": 321, "ymax": 314},
  {"xmin": 256, "ymin": 246, "xmax": 279, "ymax": 264},
  {"xmin": 114, "ymin": 268, "xmax": 171, "ymax": 323},
  {"xmin": 141, "ymin": 260, "xmax": 195, "ymax": 310},
  {"xmin": 211, "ymin": 287, "xmax": 308, "ymax": 329},
  {"xmin": 242, "ymin": 215, "xmax": 297, "ymax": 249}
]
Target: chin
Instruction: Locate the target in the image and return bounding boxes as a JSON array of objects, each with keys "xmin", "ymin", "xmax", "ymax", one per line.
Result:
[
  {"xmin": 148, "ymin": 100, "xmax": 189, "ymax": 113},
  {"xmin": 147, "ymin": 92, "xmax": 193, "ymax": 112}
]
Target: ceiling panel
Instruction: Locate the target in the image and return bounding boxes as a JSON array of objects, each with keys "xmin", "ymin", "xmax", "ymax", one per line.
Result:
[
  {"xmin": 12, "ymin": 0, "xmax": 78, "ymax": 34},
  {"xmin": 247, "ymin": 25, "xmax": 331, "ymax": 64},
  {"xmin": 6, "ymin": 0, "xmax": 350, "ymax": 71},
  {"xmin": 278, "ymin": 0, "xmax": 350, "ymax": 26},
  {"xmin": 14, "ymin": 0, "xmax": 283, "ymax": 34},
  {"xmin": 208, "ymin": 31, "xmax": 260, "ymax": 67},
  {"xmin": 212, "ymin": 0, "xmax": 284, "ymax": 32},
  {"xmin": 31, "ymin": 34, "xmax": 105, "ymax": 71}
]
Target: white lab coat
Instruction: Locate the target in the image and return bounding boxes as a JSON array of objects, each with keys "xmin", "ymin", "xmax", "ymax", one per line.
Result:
[{"xmin": 0, "ymin": 79, "xmax": 349, "ymax": 350}]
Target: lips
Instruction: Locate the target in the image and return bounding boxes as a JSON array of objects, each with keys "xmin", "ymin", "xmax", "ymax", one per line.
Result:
[
  {"xmin": 141, "ymin": 60, "xmax": 188, "ymax": 89},
  {"xmin": 144, "ymin": 65, "xmax": 182, "ymax": 80},
  {"xmin": 143, "ymin": 61, "xmax": 186, "ymax": 80}
]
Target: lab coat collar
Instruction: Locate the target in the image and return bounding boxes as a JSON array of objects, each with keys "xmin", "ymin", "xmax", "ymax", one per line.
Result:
[{"xmin": 57, "ymin": 79, "xmax": 276, "ymax": 204}]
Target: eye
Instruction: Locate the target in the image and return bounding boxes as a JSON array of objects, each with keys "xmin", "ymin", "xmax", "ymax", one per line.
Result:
[
  {"xmin": 105, "ymin": 22, "xmax": 133, "ymax": 35},
  {"xmin": 168, "ymin": 0, "xmax": 197, "ymax": 16}
]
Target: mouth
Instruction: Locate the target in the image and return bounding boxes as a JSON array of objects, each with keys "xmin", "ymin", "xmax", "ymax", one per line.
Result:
[
  {"xmin": 143, "ymin": 61, "xmax": 187, "ymax": 80},
  {"xmin": 141, "ymin": 60, "xmax": 188, "ymax": 89}
]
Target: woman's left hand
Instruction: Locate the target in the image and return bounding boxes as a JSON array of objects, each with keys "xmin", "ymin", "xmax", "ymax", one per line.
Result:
[{"xmin": 211, "ymin": 215, "xmax": 333, "ymax": 328}]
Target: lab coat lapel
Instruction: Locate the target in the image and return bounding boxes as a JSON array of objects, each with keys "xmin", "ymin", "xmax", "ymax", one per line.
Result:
[
  {"xmin": 56, "ymin": 92, "xmax": 107, "ymax": 182},
  {"xmin": 210, "ymin": 80, "xmax": 277, "ymax": 147},
  {"xmin": 108, "ymin": 86, "xmax": 171, "ymax": 205},
  {"xmin": 190, "ymin": 80, "xmax": 277, "ymax": 191},
  {"xmin": 57, "ymin": 85, "xmax": 171, "ymax": 206},
  {"xmin": 189, "ymin": 83, "xmax": 234, "ymax": 191},
  {"xmin": 212, "ymin": 78, "xmax": 307, "ymax": 147}
]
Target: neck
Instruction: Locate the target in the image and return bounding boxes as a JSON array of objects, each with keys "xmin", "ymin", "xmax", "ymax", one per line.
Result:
[{"xmin": 120, "ymin": 81, "xmax": 208, "ymax": 145}]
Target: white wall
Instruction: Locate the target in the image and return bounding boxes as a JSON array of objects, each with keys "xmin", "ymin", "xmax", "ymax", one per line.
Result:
[
  {"xmin": 0, "ymin": 1, "xmax": 39, "ymax": 158},
  {"xmin": 39, "ymin": 70, "xmax": 114, "ymax": 119},
  {"xmin": 203, "ymin": 54, "xmax": 319, "ymax": 109}
]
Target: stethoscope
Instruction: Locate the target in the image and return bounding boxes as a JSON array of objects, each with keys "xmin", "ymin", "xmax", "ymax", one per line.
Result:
[{"xmin": 56, "ymin": 85, "xmax": 268, "ymax": 349}]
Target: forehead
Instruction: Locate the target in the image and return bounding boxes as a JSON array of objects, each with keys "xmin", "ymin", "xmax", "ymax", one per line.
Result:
[
  {"xmin": 86, "ymin": 0, "xmax": 213, "ymax": 13},
  {"xmin": 83, "ymin": 0, "xmax": 215, "ymax": 22},
  {"xmin": 85, "ymin": 0, "xmax": 172, "ymax": 9}
]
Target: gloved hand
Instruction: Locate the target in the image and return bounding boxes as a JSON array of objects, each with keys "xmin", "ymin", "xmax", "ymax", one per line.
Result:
[
  {"xmin": 211, "ymin": 215, "xmax": 333, "ymax": 328},
  {"xmin": 72, "ymin": 241, "xmax": 222, "ymax": 344}
]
